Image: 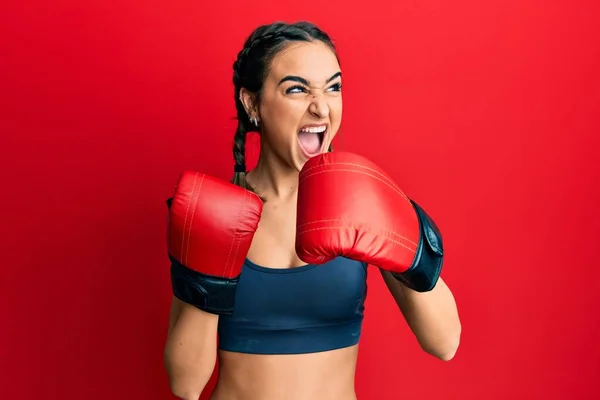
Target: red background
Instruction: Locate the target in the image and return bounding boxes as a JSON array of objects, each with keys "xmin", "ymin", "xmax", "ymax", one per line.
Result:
[{"xmin": 1, "ymin": 1, "xmax": 599, "ymax": 399}]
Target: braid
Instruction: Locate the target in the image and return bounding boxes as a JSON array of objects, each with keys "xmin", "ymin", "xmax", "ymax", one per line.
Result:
[
  {"xmin": 231, "ymin": 118, "xmax": 253, "ymax": 191},
  {"xmin": 230, "ymin": 48, "xmax": 257, "ymax": 194}
]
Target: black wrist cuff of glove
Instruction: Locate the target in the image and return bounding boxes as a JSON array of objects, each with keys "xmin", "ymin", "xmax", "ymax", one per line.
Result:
[
  {"xmin": 169, "ymin": 255, "xmax": 239, "ymax": 316},
  {"xmin": 391, "ymin": 200, "xmax": 444, "ymax": 292}
]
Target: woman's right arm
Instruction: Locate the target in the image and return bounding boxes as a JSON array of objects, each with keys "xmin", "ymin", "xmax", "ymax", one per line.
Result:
[{"xmin": 164, "ymin": 296, "xmax": 219, "ymax": 400}]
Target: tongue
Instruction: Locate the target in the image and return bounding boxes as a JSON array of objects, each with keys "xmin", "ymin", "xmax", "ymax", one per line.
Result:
[{"xmin": 298, "ymin": 132, "xmax": 321, "ymax": 155}]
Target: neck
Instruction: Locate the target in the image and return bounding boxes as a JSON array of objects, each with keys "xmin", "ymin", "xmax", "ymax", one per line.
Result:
[{"xmin": 248, "ymin": 151, "xmax": 299, "ymax": 201}]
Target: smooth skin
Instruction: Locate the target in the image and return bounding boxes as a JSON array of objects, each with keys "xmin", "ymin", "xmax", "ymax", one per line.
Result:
[{"xmin": 164, "ymin": 40, "xmax": 461, "ymax": 400}]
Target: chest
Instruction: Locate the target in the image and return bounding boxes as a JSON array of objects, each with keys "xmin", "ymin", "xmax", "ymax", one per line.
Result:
[{"xmin": 247, "ymin": 199, "xmax": 305, "ymax": 268}]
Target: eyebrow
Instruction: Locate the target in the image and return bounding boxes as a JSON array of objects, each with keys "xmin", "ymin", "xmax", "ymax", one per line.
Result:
[{"xmin": 278, "ymin": 71, "xmax": 342, "ymax": 86}]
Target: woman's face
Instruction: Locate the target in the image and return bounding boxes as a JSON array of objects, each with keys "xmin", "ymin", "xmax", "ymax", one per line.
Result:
[{"xmin": 251, "ymin": 40, "xmax": 343, "ymax": 171}]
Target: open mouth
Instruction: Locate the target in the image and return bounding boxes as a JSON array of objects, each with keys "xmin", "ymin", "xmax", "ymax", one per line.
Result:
[{"xmin": 297, "ymin": 125, "xmax": 327, "ymax": 157}]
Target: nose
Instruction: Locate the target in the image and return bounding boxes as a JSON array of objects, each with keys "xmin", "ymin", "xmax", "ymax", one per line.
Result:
[{"xmin": 308, "ymin": 93, "xmax": 329, "ymax": 119}]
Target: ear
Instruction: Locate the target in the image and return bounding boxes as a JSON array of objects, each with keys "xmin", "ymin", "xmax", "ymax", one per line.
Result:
[{"xmin": 239, "ymin": 88, "xmax": 259, "ymax": 119}]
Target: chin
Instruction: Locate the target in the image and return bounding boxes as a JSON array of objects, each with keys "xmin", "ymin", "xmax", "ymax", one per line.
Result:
[
  {"xmin": 293, "ymin": 145, "xmax": 328, "ymax": 173},
  {"xmin": 292, "ymin": 156, "xmax": 308, "ymax": 173}
]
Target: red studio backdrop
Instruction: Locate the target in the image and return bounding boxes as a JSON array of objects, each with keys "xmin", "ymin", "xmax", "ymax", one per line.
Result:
[{"xmin": 1, "ymin": 1, "xmax": 599, "ymax": 399}]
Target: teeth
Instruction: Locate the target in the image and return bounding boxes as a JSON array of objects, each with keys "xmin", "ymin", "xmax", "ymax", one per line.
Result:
[{"xmin": 300, "ymin": 125, "xmax": 326, "ymax": 133}]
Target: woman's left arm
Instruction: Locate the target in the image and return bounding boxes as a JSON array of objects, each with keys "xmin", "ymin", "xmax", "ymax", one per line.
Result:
[{"xmin": 380, "ymin": 270, "xmax": 462, "ymax": 361}]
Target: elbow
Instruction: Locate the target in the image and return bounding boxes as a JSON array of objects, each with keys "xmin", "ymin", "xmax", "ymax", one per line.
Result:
[
  {"xmin": 170, "ymin": 386, "xmax": 201, "ymax": 400},
  {"xmin": 435, "ymin": 344, "xmax": 459, "ymax": 361},
  {"xmin": 424, "ymin": 339, "xmax": 460, "ymax": 361},
  {"xmin": 164, "ymin": 355, "xmax": 211, "ymax": 400},
  {"xmin": 170, "ymin": 385, "xmax": 202, "ymax": 400},
  {"xmin": 166, "ymin": 371, "xmax": 207, "ymax": 400},
  {"xmin": 423, "ymin": 326, "xmax": 462, "ymax": 362}
]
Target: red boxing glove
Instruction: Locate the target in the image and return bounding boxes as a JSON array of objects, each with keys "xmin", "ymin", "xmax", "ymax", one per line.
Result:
[
  {"xmin": 167, "ymin": 171, "xmax": 263, "ymax": 315},
  {"xmin": 295, "ymin": 152, "xmax": 444, "ymax": 292}
]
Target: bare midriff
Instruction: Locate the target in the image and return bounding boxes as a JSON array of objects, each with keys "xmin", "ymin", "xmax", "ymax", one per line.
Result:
[{"xmin": 211, "ymin": 344, "xmax": 359, "ymax": 400}]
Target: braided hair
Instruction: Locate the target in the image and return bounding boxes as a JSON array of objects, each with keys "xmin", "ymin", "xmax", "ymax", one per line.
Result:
[{"xmin": 231, "ymin": 21, "xmax": 338, "ymax": 194}]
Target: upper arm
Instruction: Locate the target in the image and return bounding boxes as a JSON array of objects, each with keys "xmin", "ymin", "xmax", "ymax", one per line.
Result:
[
  {"xmin": 380, "ymin": 269, "xmax": 450, "ymax": 323},
  {"xmin": 380, "ymin": 268, "xmax": 448, "ymax": 336},
  {"xmin": 380, "ymin": 269, "xmax": 461, "ymax": 359}
]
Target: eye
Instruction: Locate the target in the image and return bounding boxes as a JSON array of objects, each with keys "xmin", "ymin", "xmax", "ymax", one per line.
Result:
[
  {"xmin": 286, "ymin": 85, "xmax": 307, "ymax": 94},
  {"xmin": 327, "ymin": 83, "xmax": 342, "ymax": 92}
]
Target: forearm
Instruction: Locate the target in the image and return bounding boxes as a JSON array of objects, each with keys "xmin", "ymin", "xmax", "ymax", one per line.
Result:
[
  {"xmin": 164, "ymin": 298, "xmax": 219, "ymax": 399},
  {"xmin": 381, "ymin": 270, "xmax": 461, "ymax": 360}
]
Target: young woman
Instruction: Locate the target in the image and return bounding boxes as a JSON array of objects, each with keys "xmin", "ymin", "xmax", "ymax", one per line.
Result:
[{"xmin": 164, "ymin": 21, "xmax": 461, "ymax": 400}]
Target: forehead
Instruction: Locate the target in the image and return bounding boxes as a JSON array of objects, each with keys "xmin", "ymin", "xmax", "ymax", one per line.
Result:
[{"xmin": 267, "ymin": 41, "xmax": 340, "ymax": 84}]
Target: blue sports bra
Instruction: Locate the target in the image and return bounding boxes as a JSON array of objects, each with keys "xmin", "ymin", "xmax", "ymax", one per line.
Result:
[{"xmin": 217, "ymin": 257, "xmax": 368, "ymax": 355}]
